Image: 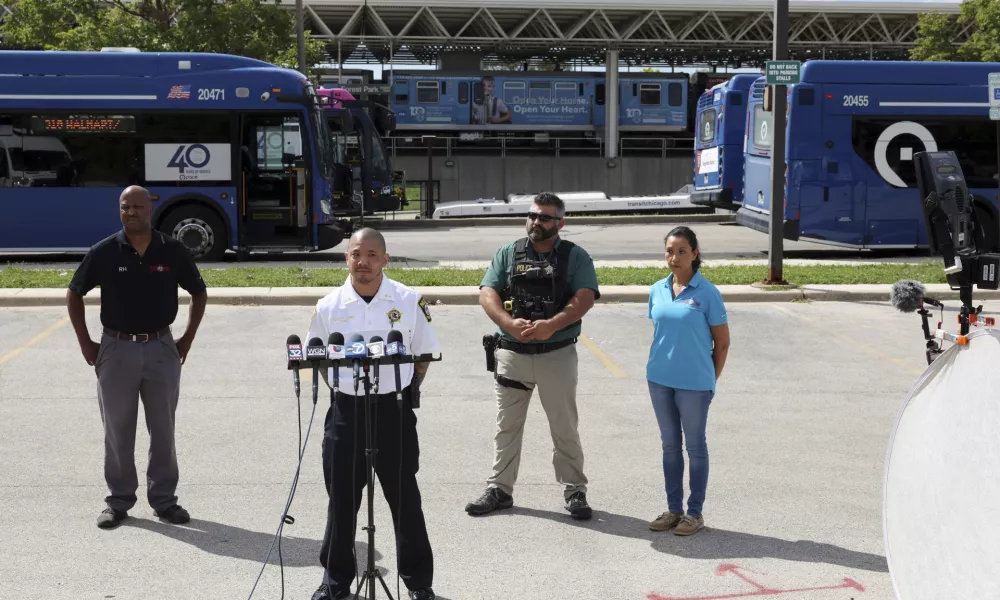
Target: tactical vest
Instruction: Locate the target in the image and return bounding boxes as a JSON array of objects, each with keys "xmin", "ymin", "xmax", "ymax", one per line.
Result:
[{"xmin": 503, "ymin": 237, "xmax": 576, "ymax": 321}]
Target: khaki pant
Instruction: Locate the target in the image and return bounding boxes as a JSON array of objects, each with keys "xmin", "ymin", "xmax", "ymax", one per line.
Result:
[{"xmin": 487, "ymin": 344, "xmax": 588, "ymax": 500}]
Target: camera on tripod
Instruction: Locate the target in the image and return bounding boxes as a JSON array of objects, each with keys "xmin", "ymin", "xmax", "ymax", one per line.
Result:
[{"xmin": 914, "ymin": 150, "xmax": 1000, "ymax": 291}]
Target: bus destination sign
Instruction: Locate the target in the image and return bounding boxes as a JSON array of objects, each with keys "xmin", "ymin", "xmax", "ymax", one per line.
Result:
[{"xmin": 30, "ymin": 115, "xmax": 136, "ymax": 134}]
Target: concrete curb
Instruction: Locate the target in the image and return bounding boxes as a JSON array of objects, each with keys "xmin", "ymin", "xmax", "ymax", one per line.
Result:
[
  {"xmin": 6, "ymin": 283, "xmax": 1000, "ymax": 307},
  {"xmin": 370, "ymin": 212, "xmax": 732, "ymax": 229}
]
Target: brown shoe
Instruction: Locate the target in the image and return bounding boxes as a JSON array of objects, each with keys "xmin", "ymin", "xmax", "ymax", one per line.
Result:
[
  {"xmin": 674, "ymin": 514, "xmax": 705, "ymax": 536},
  {"xmin": 649, "ymin": 511, "xmax": 684, "ymax": 531}
]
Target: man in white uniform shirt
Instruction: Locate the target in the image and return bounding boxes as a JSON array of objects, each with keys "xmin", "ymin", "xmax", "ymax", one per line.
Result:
[{"xmin": 306, "ymin": 228, "xmax": 440, "ymax": 600}]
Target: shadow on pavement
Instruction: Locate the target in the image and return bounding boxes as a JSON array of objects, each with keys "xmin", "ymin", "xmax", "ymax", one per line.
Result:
[
  {"xmin": 128, "ymin": 516, "xmax": 380, "ymax": 568},
  {"xmin": 504, "ymin": 507, "xmax": 888, "ymax": 573}
]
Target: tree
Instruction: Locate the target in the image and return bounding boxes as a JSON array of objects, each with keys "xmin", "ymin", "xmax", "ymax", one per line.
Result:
[
  {"xmin": 910, "ymin": 0, "xmax": 1000, "ymax": 62},
  {"xmin": 0, "ymin": 0, "xmax": 330, "ymax": 76}
]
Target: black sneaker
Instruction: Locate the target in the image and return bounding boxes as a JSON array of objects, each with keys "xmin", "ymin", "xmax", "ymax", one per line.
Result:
[
  {"xmin": 464, "ymin": 487, "xmax": 513, "ymax": 515},
  {"xmin": 154, "ymin": 504, "xmax": 190, "ymax": 524},
  {"xmin": 408, "ymin": 588, "xmax": 436, "ymax": 600},
  {"xmin": 565, "ymin": 491, "xmax": 592, "ymax": 520},
  {"xmin": 97, "ymin": 507, "xmax": 127, "ymax": 529}
]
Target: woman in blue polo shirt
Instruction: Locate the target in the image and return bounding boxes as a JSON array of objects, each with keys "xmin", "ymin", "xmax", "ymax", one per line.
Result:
[{"xmin": 646, "ymin": 226, "xmax": 730, "ymax": 536}]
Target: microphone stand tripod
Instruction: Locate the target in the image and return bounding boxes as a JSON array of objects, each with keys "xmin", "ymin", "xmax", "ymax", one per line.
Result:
[{"xmin": 354, "ymin": 356, "xmax": 393, "ymax": 600}]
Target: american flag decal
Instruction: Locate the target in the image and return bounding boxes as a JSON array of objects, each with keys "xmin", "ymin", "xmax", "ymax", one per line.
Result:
[{"xmin": 167, "ymin": 84, "xmax": 191, "ymax": 99}]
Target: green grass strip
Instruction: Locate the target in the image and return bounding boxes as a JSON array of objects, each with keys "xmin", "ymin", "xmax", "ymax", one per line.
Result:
[{"xmin": 0, "ymin": 261, "xmax": 951, "ymax": 289}]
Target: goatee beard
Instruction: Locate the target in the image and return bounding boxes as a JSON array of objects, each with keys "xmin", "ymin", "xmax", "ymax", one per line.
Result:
[{"xmin": 527, "ymin": 226, "xmax": 556, "ymax": 241}]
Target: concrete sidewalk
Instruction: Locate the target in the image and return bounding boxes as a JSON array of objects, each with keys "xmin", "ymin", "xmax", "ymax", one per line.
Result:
[{"xmin": 4, "ymin": 283, "xmax": 998, "ymax": 307}]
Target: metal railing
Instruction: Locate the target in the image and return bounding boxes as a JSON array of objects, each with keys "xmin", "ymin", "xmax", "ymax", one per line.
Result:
[{"xmin": 384, "ymin": 134, "xmax": 694, "ymax": 159}]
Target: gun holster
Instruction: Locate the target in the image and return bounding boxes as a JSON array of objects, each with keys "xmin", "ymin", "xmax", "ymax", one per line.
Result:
[{"xmin": 483, "ymin": 333, "xmax": 499, "ymax": 372}]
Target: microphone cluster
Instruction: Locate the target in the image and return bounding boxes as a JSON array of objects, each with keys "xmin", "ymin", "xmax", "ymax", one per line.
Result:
[{"xmin": 286, "ymin": 331, "xmax": 436, "ymax": 371}]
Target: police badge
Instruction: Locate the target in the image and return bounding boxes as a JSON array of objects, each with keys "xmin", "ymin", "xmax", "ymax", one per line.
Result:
[
  {"xmin": 418, "ymin": 297, "xmax": 432, "ymax": 322},
  {"xmin": 386, "ymin": 307, "xmax": 402, "ymax": 326}
]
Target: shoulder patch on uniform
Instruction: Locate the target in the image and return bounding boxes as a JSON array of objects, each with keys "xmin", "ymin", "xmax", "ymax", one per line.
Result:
[{"xmin": 418, "ymin": 297, "xmax": 432, "ymax": 322}]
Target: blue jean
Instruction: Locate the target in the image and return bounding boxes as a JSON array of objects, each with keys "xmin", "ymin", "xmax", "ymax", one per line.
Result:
[{"xmin": 647, "ymin": 380, "xmax": 713, "ymax": 517}]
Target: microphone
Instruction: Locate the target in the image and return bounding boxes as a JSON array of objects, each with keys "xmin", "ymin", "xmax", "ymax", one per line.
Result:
[
  {"xmin": 345, "ymin": 333, "xmax": 367, "ymax": 388},
  {"xmin": 386, "ymin": 329, "xmax": 405, "ymax": 408},
  {"xmin": 891, "ymin": 279, "xmax": 943, "ymax": 313},
  {"xmin": 286, "ymin": 334, "xmax": 304, "ymax": 396},
  {"xmin": 306, "ymin": 337, "xmax": 326, "ymax": 402},
  {"xmin": 368, "ymin": 335, "xmax": 385, "ymax": 394},
  {"xmin": 327, "ymin": 332, "xmax": 345, "ymax": 394}
]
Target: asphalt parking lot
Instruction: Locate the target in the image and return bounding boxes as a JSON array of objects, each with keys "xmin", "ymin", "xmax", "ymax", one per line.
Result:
[{"xmin": 3, "ymin": 298, "xmax": 982, "ymax": 600}]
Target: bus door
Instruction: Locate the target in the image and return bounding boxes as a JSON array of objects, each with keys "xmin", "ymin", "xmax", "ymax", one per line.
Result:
[{"xmin": 239, "ymin": 113, "xmax": 310, "ymax": 247}]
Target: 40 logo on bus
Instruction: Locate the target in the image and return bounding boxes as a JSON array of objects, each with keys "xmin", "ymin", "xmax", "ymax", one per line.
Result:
[{"xmin": 168, "ymin": 144, "xmax": 212, "ymax": 174}]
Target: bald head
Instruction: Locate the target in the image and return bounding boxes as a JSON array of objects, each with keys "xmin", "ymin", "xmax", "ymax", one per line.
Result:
[
  {"xmin": 120, "ymin": 185, "xmax": 151, "ymax": 203},
  {"xmin": 349, "ymin": 227, "xmax": 386, "ymax": 253}
]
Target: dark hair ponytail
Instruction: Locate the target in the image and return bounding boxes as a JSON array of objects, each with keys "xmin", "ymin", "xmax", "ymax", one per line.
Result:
[{"xmin": 664, "ymin": 226, "xmax": 702, "ymax": 271}]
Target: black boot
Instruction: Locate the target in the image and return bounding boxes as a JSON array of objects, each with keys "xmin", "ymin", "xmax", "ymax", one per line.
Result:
[{"xmin": 465, "ymin": 487, "xmax": 513, "ymax": 515}]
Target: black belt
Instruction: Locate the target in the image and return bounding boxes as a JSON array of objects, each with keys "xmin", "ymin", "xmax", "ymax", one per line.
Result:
[
  {"xmin": 103, "ymin": 327, "xmax": 171, "ymax": 343},
  {"xmin": 498, "ymin": 337, "xmax": 576, "ymax": 355}
]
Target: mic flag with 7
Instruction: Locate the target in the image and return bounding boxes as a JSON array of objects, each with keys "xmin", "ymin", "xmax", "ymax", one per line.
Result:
[{"xmin": 346, "ymin": 333, "xmax": 366, "ymax": 383}]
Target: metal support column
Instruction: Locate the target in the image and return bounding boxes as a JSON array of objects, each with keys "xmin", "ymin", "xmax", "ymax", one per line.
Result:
[
  {"xmin": 767, "ymin": 0, "xmax": 789, "ymax": 284},
  {"xmin": 606, "ymin": 49, "xmax": 619, "ymax": 160},
  {"xmin": 295, "ymin": 0, "xmax": 307, "ymax": 75}
]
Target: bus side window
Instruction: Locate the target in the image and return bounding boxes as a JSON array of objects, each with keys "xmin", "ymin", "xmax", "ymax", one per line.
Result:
[
  {"xmin": 639, "ymin": 83, "xmax": 661, "ymax": 106},
  {"xmin": 458, "ymin": 82, "xmax": 469, "ymax": 104},
  {"xmin": 0, "ymin": 146, "xmax": 8, "ymax": 183},
  {"xmin": 596, "ymin": 83, "xmax": 606, "ymax": 106}
]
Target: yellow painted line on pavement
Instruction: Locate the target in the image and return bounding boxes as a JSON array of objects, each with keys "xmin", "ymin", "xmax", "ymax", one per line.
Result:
[
  {"xmin": 0, "ymin": 317, "xmax": 70, "ymax": 367},
  {"xmin": 770, "ymin": 305, "xmax": 922, "ymax": 375},
  {"xmin": 579, "ymin": 334, "xmax": 629, "ymax": 378}
]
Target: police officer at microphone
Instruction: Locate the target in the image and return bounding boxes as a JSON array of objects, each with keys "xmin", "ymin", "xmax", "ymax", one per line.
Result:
[
  {"xmin": 306, "ymin": 228, "xmax": 440, "ymax": 600},
  {"xmin": 467, "ymin": 191, "xmax": 600, "ymax": 519}
]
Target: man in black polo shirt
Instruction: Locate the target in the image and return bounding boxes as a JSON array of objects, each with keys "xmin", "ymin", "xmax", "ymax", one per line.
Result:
[{"xmin": 66, "ymin": 185, "xmax": 208, "ymax": 529}]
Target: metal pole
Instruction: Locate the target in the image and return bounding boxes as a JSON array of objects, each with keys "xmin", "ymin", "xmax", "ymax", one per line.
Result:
[
  {"xmin": 425, "ymin": 137, "xmax": 434, "ymax": 219},
  {"xmin": 768, "ymin": 0, "xmax": 789, "ymax": 284},
  {"xmin": 606, "ymin": 48, "xmax": 619, "ymax": 160},
  {"xmin": 296, "ymin": 0, "xmax": 307, "ymax": 75}
]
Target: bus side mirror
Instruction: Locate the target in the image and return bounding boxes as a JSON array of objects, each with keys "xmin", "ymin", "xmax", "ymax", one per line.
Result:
[{"xmin": 763, "ymin": 86, "xmax": 772, "ymax": 112}]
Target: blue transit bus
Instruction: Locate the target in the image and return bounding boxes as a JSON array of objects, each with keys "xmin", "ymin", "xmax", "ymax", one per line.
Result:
[
  {"xmin": 736, "ymin": 61, "xmax": 1000, "ymax": 251},
  {"xmin": 690, "ymin": 73, "xmax": 759, "ymax": 209},
  {"xmin": 0, "ymin": 49, "xmax": 395, "ymax": 261}
]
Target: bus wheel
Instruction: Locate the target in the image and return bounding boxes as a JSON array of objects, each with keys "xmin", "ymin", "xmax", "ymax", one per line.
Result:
[
  {"xmin": 973, "ymin": 201, "xmax": 999, "ymax": 253},
  {"xmin": 160, "ymin": 205, "xmax": 227, "ymax": 262}
]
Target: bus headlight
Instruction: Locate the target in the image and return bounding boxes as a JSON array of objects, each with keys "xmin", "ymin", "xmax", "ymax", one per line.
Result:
[{"xmin": 321, "ymin": 198, "xmax": 333, "ymax": 216}]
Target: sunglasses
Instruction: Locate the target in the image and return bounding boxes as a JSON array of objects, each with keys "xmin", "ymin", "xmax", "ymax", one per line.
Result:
[{"xmin": 527, "ymin": 211, "xmax": 558, "ymax": 223}]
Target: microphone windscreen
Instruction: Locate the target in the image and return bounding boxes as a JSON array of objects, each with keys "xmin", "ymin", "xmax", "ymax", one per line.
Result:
[
  {"xmin": 890, "ymin": 279, "xmax": 926, "ymax": 313},
  {"xmin": 287, "ymin": 334, "xmax": 301, "ymax": 344},
  {"xmin": 387, "ymin": 329, "xmax": 404, "ymax": 344},
  {"xmin": 369, "ymin": 335, "xmax": 384, "ymax": 343},
  {"xmin": 308, "ymin": 337, "xmax": 324, "ymax": 347},
  {"xmin": 328, "ymin": 332, "xmax": 345, "ymax": 345},
  {"xmin": 347, "ymin": 333, "xmax": 365, "ymax": 344}
]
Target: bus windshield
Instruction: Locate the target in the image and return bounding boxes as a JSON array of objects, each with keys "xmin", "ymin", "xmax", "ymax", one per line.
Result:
[{"xmin": 306, "ymin": 85, "xmax": 336, "ymax": 179}]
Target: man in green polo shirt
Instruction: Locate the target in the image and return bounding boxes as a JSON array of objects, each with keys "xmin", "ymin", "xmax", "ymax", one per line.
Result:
[{"xmin": 466, "ymin": 192, "xmax": 600, "ymax": 520}]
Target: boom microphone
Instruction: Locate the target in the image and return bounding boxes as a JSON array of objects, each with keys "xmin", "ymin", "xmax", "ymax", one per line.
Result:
[
  {"xmin": 890, "ymin": 279, "xmax": 943, "ymax": 313},
  {"xmin": 286, "ymin": 334, "xmax": 304, "ymax": 397},
  {"xmin": 386, "ymin": 329, "xmax": 405, "ymax": 408}
]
